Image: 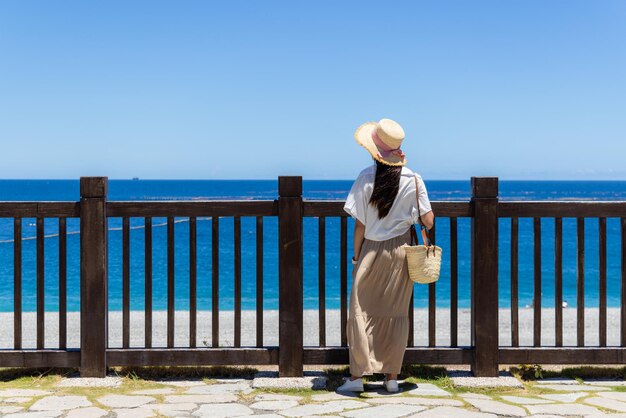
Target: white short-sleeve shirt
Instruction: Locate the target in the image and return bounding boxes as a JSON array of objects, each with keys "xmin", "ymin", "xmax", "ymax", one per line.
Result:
[{"xmin": 343, "ymin": 165, "xmax": 432, "ymax": 241}]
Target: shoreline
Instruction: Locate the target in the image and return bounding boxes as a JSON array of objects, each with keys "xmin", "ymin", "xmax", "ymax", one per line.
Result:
[{"xmin": 0, "ymin": 308, "xmax": 621, "ymax": 350}]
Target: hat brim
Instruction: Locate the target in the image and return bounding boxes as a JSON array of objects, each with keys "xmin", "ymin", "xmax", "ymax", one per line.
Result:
[{"xmin": 354, "ymin": 122, "xmax": 406, "ymax": 166}]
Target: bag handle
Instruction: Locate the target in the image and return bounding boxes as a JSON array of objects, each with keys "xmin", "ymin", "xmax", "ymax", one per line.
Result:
[{"xmin": 413, "ymin": 175, "xmax": 432, "ymax": 247}]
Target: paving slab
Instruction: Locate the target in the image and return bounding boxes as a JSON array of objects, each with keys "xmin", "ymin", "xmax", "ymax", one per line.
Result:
[
  {"xmin": 143, "ymin": 402, "xmax": 197, "ymax": 411},
  {"xmin": 156, "ymin": 380, "xmax": 206, "ymax": 387},
  {"xmin": 368, "ymin": 397, "xmax": 463, "ymax": 406},
  {"xmin": 584, "ymin": 396, "xmax": 626, "ymax": 412},
  {"xmin": 4, "ymin": 412, "xmax": 63, "ymax": 418},
  {"xmin": 465, "ymin": 398, "xmax": 527, "ymax": 416},
  {"xmin": 0, "ymin": 406, "xmax": 24, "ymax": 414},
  {"xmin": 255, "ymin": 393, "xmax": 304, "ymax": 401},
  {"xmin": 538, "ymin": 393, "xmax": 586, "ymax": 402},
  {"xmin": 360, "ymin": 388, "xmax": 405, "ymax": 398},
  {"xmin": 458, "ymin": 393, "xmax": 493, "ymax": 400},
  {"xmin": 249, "ymin": 400, "xmax": 300, "ymax": 410},
  {"xmin": 192, "ymin": 403, "xmax": 254, "ymax": 417},
  {"xmin": 312, "ymin": 392, "xmax": 360, "ymax": 401},
  {"xmin": 303, "ymin": 416, "xmax": 342, "ymax": 418},
  {"xmin": 449, "ymin": 371, "xmax": 524, "ymax": 388},
  {"xmin": 525, "ymin": 403, "xmax": 602, "ymax": 416},
  {"xmin": 112, "ymin": 409, "xmax": 156, "ymax": 418},
  {"xmin": 340, "ymin": 404, "xmax": 426, "ymax": 418},
  {"xmin": 524, "ymin": 415, "xmax": 563, "ymax": 418},
  {"xmin": 3, "ymin": 397, "xmax": 31, "ymax": 403},
  {"xmin": 186, "ymin": 382, "xmax": 250, "ymax": 394},
  {"xmin": 538, "ymin": 384, "xmax": 609, "ymax": 391},
  {"xmin": 65, "ymin": 407, "xmax": 108, "ymax": 418},
  {"xmin": 56, "ymin": 376, "xmax": 122, "ymax": 388},
  {"xmin": 404, "ymin": 383, "xmax": 452, "ymax": 397},
  {"xmin": 215, "ymin": 378, "xmax": 246, "ymax": 383},
  {"xmin": 280, "ymin": 403, "xmax": 350, "ymax": 417},
  {"xmin": 597, "ymin": 391, "xmax": 626, "ymax": 402},
  {"xmin": 535, "ymin": 378, "xmax": 579, "ymax": 385},
  {"xmin": 500, "ymin": 395, "xmax": 554, "ymax": 405},
  {"xmin": 0, "ymin": 389, "xmax": 51, "ymax": 397},
  {"xmin": 97, "ymin": 395, "xmax": 156, "ymax": 408},
  {"xmin": 252, "ymin": 376, "xmax": 327, "ymax": 390},
  {"xmin": 410, "ymin": 406, "xmax": 497, "ymax": 417},
  {"xmin": 584, "ymin": 379, "xmax": 626, "ymax": 386},
  {"xmin": 141, "ymin": 402, "xmax": 197, "ymax": 417},
  {"xmin": 164, "ymin": 394, "xmax": 237, "ymax": 403},
  {"xmin": 325, "ymin": 400, "xmax": 370, "ymax": 409},
  {"xmin": 131, "ymin": 388, "xmax": 176, "ymax": 395},
  {"xmin": 246, "ymin": 415, "xmax": 283, "ymax": 418},
  {"xmin": 29, "ymin": 396, "xmax": 92, "ymax": 411}
]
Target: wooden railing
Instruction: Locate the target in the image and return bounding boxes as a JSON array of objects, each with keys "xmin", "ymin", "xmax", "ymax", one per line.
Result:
[{"xmin": 1, "ymin": 176, "xmax": 625, "ymax": 377}]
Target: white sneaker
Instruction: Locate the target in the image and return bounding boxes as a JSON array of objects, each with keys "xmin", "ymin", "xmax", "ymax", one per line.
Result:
[
  {"xmin": 384, "ymin": 378, "xmax": 399, "ymax": 393},
  {"xmin": 337, "ymin": 377, "xmax": 364, "ymax": 392}
]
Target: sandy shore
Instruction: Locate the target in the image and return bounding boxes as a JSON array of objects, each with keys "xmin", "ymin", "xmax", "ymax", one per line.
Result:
[{"xmin": 0, "ymin": 308, "xmax": 622, "ymax": 350}]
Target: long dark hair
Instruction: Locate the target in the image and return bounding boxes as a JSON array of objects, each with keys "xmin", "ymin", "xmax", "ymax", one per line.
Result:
[{"xmin": 369, "ymin": 160, "xmax": 402, "ymax": 219}]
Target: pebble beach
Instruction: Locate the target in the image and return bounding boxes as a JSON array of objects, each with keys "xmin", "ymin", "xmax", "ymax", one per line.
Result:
[{"xmin": 0, "ymin": 308, "xmax": 622, "ymax": 350}]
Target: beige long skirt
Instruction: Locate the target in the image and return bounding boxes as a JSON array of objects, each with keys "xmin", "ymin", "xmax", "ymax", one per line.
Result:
[{"xmin": 346, "ymin": 228, "xmax": 413, "ymax": 376}]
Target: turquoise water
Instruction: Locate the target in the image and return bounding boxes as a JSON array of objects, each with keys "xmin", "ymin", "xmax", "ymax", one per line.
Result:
[{"xmin": 1, "ymin": 179, "xmax": 626, "ymax": 312}]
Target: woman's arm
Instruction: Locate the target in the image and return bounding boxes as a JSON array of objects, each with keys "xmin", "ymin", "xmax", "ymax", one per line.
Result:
[
  {"xmin": 420, "ymin": 210, "xmax": 435, "ymax": 230},
  {"xmin": 353, "ymin": 219, "xmax": 365, "ymax": 260}
]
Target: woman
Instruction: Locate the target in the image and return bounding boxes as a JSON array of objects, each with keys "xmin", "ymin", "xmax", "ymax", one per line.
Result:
[{"xmin": 337, "ymin": 118, "xmax": 434, "ymax": 393}]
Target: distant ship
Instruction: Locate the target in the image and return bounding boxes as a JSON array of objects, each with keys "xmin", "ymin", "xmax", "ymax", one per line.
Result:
[{"xmin": 132, "ymin": 177, "xmax": 139, "ymax": 181}]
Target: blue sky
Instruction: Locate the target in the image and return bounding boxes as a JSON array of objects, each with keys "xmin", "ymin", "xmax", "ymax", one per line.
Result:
[{"xmin": 0, "ymin": 1, "xmax": 625, "ymax": 180}]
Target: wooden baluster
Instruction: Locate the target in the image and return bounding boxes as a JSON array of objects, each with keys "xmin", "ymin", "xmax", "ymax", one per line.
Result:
[
  {"xmin": 145, "ymin": 217, "xmax": 153, "ymax": 348},
  {"xmin": 190, "ymin": 217, "xmax": 197, "ymax": 348},
  {"xmin": 256, "ymin": 216, "xmax": 264, "ymax": 348},
  {"xmin": 318, "ymin": 216, "xmax": 326, "ymax": 347},
  {"xmin": 555, "ymin": 217, "xmax": 563, "ymax": 347}
]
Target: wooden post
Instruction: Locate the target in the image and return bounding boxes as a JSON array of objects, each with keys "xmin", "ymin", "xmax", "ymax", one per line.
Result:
[
  {"xmin": 80, "ymin": 177, "xmax": 108, "ymax": 377},
  {"xmin": 470, "ymin": 177, "xmax": 499, "ymax": 377},
  {"xmin": 278, "ymin": 176, "xmax": 303, "ymax": 377}
]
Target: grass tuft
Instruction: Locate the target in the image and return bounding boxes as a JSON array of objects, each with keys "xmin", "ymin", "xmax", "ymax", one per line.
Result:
[
  {"xmin": 112, "ymin": 365, "xmax": 258, "ymax": 380},
  {"xmin": 401, "ymin": 364, "xmax": 448, "ymax": 380},
  {"xmin": 0, "ymin": 367, "xmax": 76, "ymax": 382}
]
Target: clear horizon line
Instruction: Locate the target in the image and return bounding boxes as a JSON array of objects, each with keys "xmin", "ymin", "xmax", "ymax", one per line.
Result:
[{"xmin": 2, "ymin": 177, "xmax": 626, "ymax": 182}]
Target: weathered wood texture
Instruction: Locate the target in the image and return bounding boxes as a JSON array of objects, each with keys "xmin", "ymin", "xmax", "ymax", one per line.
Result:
[
  {"xmin": 36, "ymin": 217, "xmax": 44, "ymax": 350},
  {"xmin": 303, "ymin": 347, "xmax": 474, "ymax": 365},
  {"xmin": 450, "ymin": 217, "xmax": 458, "ymax": 347},
  {"xmin": 167, "ymin": 217, "xmax": 175, "ymax": 348},
  {"xmin": 510, "ymin": 217, "xmax": 519, "ymax": 347},
  {"xmin": 318, "ymin": 216, "xmax": 326, "ymax": 347},
  {"xmin": 79, "ymin": 177, "xmax": 108, "ymax": 377},
  {"xmin": 256, "ymin": 216, "xmax": 264, "ymax": 348},
  {"xmin": 13, "ymin": 218, "xmax": 22, "ymax": 350},
  {"xmin": 107, "ymin": 348, "xmax": 279, "ymax": 366},
  {"xmin": 144, "ymin": 217, "xmax": 153, "ymax": 348},
  {"xmin": 278, "ymin": 176, "xmax": 303, "ymax": 377},
  {"xmin": 0, "ymin": 202, "xmax": 79, "ymax": 218},
  {"xmin": 59, "ymin": 218, "xmax": 67, "ymax": 350},
  {"xmin": 189, "ymin": 217, "xmax": 197, "ymax": 348},
  {"xmin": 470, "ymin": 177, "xmax": 499, "ymax": 377},
  {"xmin": 0, "ymin": 350, "xmax": 80, "ymax": 368},
  {"xmin": 534, "ymin": 218, "xmax": 541, "ymax": 347},
  {"xmin": 108, "ymin": 201, "xmax": 277, "ymax": 217},
  {"xmin": 555, "ymin": 217, "xmax": 563, "ymax": 347},
  {"xmin": 499, "ymin": 201, "xmax": 626, "ymax": 217}
]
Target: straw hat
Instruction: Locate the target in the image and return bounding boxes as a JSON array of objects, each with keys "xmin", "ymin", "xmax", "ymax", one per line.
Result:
[{"xmin": 354, "ymin": 118, "xmax": 407, "ymax": 166}]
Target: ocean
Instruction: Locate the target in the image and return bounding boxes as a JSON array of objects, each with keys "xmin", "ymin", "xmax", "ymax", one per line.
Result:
[{"xmin": 1, "ymin": 179, "xmax": 626, "ymax": 313}]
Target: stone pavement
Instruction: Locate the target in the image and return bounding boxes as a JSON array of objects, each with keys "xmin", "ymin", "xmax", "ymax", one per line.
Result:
[{"xmin": 3, "ymin": 373, "xmax": 626, "ymax": 417}]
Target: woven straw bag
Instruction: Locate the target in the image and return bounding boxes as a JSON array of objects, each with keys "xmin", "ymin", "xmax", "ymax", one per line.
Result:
[{"xmin": 403, "ymin": 175, "xmax": 442, "ymax": 284}]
